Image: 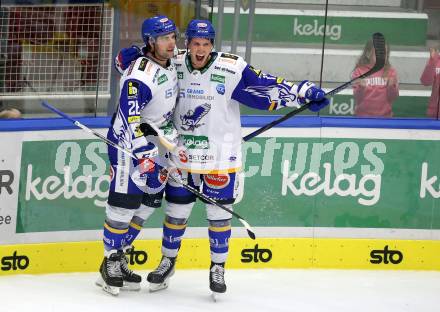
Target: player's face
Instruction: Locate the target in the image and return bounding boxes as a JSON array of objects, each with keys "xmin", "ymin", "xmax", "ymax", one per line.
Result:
[
  {"xmin": 154, "ymin": 32, "xmax": 176, "ymax": 60},
  {"xmin": 188, "ymin": 38, "xmax": 213, "ymax": 69}
]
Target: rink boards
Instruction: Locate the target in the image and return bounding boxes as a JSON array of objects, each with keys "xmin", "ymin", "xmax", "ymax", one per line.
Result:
[
  {"xmin": 1, "ymin": 116, "xmax": 440, "ymax": 275},
  {"xmin": 2, "ymin": 238, "xmax": 440, "ymax": 275}
]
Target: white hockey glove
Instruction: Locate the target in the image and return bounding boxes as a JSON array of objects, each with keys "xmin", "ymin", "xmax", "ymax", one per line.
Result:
[{"xmin": 132, "ymin": 136, "xmax": 159, "ymax": 176}]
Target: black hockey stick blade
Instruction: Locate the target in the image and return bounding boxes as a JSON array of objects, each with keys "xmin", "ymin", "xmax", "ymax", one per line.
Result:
[
  {"xmin": 327, "ymin": 32, "xmax": 385, "ymax": 97},
  {"xmin": 239, "ymin": 218, "xmax": 256, "ymax": 240},
  {"xmin": 370, "ymin": 32, "xmax": 386, "ymax": 73},
  {"xmin": 243, "ymin": 32, "xmax": 386, "ymax": 142}
]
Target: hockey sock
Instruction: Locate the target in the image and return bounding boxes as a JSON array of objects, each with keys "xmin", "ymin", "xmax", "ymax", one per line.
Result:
[
  {"xmin": 124, "ymin": 204, "xmax": 155, "ymax": 247},
  {"xmin": 103, "ymin": 219, "xmax": 129, "ymax": 255},
  {"xmin": 208, "ymin": 219, "xmax": 231, "ymax": 263},
  {"xmin": 124, "ymin": 216, "xmax": 145, "ymax": 246},
  {"xmin": 161, "ymin": 215, "xmax": 187, "ymax": 258}
]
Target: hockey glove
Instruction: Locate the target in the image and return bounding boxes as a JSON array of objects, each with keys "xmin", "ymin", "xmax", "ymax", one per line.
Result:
[
  {"xmin": 297, "ymin": 80, "xmax": 330, "ymax": 112},
  {"xmin": 140, "ymin": 123, "xmax": 158, "ymax": 136},
  {"xmin": 132, "ymin": 136, "xmax": 159, "ymax": 176},
  {"xmin": 114, "ymin": 45, "xmax": 142, "ymax": 74}
]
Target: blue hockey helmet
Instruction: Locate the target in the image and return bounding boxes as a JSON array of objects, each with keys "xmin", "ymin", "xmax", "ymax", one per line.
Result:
[
  {"xmin": 185, "ymin": 19, "xmax": 215, "ymax": 43},
  {"xmin": 141, "ymin": 15, "xmax": 177, "ymax": 45}
]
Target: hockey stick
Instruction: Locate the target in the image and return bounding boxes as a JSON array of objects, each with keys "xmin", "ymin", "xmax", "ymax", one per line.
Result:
[
  {"xmin": 242, "ymin": 32, "xmax": 386, "ymax": 142},
  {"xmin": 41, "ymin": 101, "xmax": 256, "ymax": 240}
]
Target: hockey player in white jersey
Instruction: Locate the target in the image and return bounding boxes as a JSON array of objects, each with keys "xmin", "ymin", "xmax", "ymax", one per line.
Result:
[
  {"xmin": 116, "ymin": 19, "xmax": 329, "ymax": 297},
  {"xmin": 96, "ymin": 15, "xmax": 179, "ymax": 296}
]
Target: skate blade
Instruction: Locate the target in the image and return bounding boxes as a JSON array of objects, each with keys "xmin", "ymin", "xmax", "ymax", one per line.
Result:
[
  {"xmin": 122, "ymin": 281, "xmax": 141, "ymax": 291},
  {"xmin": 211, "ymin": 291, "xmax": 223, "ymax": 302},
  {"xmin": 149, "ymin": 280, "xmax": 169, "ymax": 292},
  {"xmin": 102, "ymin": 284, "xmax": 120, "ymax": 296},
  {"xmin": 96, "ymin": 276, "xmax": 121, "ymax": 296}
]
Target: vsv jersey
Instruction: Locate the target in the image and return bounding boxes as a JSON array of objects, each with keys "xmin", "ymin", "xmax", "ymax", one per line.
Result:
[
  {"xmin": 108, "ymin": 57, "xmax": 178, "ymax": 150},
  {"xmin": 172, "ymin": 52, "xmax": 301, "ymax": 173}
]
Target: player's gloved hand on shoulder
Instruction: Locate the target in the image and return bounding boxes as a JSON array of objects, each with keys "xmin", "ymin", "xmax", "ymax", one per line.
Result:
[
  {"xmin": 140, "ymin": 123, "xmax": 158, "ymax": 136},
  {"xmin": 297, "ymin": 80, "xmax": 330, "ymax": 112},
  {"xmin": 114, "ymin": 45, "xmax": 142, "ymax": 74},
  {"xmin": 132, "ymin": 136, "xmax": 159, "ymax": 175}
]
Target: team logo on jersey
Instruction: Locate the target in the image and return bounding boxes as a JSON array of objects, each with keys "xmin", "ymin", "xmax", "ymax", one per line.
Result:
[
  {"xmin": 243, "ymin": 85, "xmax": 296, "ymax": 104},
  {"xmin": 180, "ymin": 103, "xmax": 211, "ymax": 131},
  {"xmin": 216, "ymin": 84, "xmax": 225, "ymax": 95},
  {"xmin": 177, "ymin": 72, "xmax": 184, "ymax": 79},
  {"xmin": 157, "ymin": 74, "xmax": 168, "ymax": 85},
  {"xmin": 204, "ymin": 174, "xmax": 230, "ymax": 189},
  {"xmin": 127, "ymin": 81, "xmax": 139, "ymax": 98},
  {"xmin": 210, "ymin": 74, "xmax": 225, "ymax": 83}
]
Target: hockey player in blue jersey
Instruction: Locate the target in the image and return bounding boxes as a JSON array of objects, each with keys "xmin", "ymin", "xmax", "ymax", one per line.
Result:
[
  {"xmin": 96, "ymin": 15, "xmax": 179, "ymax": 296},
  {"xmin": 115, "ymin": 19, "xmax": 329, "ymax": 297}
]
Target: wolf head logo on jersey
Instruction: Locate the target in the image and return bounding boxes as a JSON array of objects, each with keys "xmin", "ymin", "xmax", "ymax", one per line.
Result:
[
  {"xmin": 180, "ymin": 103, "xmax": 211, "ymax": 131},
  {"xmin": 244, "ymin": 84, "xmax": 296, "ymax": 104}
]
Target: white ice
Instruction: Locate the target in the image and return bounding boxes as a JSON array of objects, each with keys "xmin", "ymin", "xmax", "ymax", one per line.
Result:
[{"xmin": 1, "ymin": 269, "xmax": 439, "ymax": 312}]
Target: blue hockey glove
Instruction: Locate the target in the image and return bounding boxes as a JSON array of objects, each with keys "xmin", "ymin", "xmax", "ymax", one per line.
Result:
[
  {"xmin": 297, "ymin": 80, "xmax": 329, "ymax": 112},
  {"xmin": 114, "ymin": 45, "xmax": 142, "ymax": 74},
  {"xmin": 308, "ymin": 98, "xmax": 330, "ymax": 112}
]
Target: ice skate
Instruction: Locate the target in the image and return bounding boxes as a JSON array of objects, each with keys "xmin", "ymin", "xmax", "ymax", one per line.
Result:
[
  {"xmin": 96, "ymin": 250, "xmax": 123, "ymax": 296},
  {"xmin": 120, "ymin": 246, "xmax": 142, "ymax": 291},
  {"xmin": 147, "ymin": 256, "xmax": 176, "ymax": 292},
  {"xmin": 209, "ymin": 262, "xmax": 226, "ymax": 301}
]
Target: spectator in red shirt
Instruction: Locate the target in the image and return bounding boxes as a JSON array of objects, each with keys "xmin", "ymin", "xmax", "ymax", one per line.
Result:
[
  {"xmin": 352, "ymin": 38, "xmax": 399, "ymax": 117},
  {"xmin": 420, "ymin": 47, "xmax": 440, "ymax": 118}
]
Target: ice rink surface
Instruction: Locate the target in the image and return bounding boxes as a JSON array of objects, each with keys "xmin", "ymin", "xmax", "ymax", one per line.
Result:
[{"xmin": 1, "ymin": 269, "xmax": 439, "ymax": 312}]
